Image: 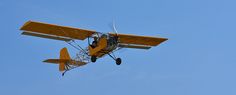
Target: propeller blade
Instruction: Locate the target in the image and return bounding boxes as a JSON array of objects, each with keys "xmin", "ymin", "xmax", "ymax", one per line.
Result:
[{"xmin": 112, "ymin": 21, "xmax": 118, "ymax": 34}]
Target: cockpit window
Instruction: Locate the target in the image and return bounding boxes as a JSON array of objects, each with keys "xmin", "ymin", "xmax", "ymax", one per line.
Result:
[{"xmin": 101, "ymin": 34, "xmax": 108, "ymax": 38}]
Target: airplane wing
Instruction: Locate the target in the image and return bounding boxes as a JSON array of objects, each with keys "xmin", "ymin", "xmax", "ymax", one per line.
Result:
[
  {"xmin": 118, "ymin": 44, "xmax": 152, "ymax": 49},
  {"xmin": 110, "ymin": 33, "xmax": 168, "ymax": 47},
  {"xmin": 20, "ymin": 21, "xmax": 96, "ymax": 41}
]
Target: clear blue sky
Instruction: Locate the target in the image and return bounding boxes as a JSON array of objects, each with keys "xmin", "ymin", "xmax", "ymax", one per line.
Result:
[{"xmin": 1, "ymin": 0, "xmax": 236, "ymax": 95}]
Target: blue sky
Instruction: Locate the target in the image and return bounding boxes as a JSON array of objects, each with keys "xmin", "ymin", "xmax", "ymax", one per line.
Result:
[{"xmin": 1, "ymin": 0, "xmax": 236, "ymax": 95}]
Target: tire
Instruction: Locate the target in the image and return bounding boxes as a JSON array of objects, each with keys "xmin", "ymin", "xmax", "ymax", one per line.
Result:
[
  {"xmin": 116, "ymin": 58, "xmax": 122, "ymax": 65},
  {"xmin": 91, "ymin": 56, "xmax": 97, "ymax": 62}
]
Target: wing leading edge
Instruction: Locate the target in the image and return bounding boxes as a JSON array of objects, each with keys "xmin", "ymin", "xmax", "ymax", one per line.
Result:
[{"xmin": 20, "ymin": 21, "xmax": 96, "ymax": 41}]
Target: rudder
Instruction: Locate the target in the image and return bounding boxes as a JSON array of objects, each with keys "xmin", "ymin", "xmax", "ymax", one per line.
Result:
[
  {"xmin": 60, "ymin": 47, "xmax": 71, "ymax": 60},
  {"xmin": 59, "ymin": 47, "xmax": 71, "ymax": 71}
]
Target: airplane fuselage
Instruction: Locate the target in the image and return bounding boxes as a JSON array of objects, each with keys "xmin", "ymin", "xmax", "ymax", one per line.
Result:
[{"xmin": 88, "ymin": 34, "xmax": 118, "ymax": 58}]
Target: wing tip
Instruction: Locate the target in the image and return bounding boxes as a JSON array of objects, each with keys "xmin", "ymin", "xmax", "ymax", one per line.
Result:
[
  {"xmin": 154, "ymin": 37, "xmax": 168, "ymax": 46},
  {"xmin": 20, "ymin": 20, "xmax": 33, "ymax": 30},
  {"xmin": 162, "ymin": 37, "xmax": 168, "ymax": 41}
]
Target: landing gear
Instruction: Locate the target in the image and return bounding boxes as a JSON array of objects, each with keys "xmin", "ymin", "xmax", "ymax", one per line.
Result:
[
  {"xmin": 107, "ymin": 53, "xmax": 122, "ymax": 65},
  {"xmin": 91, "ymin": 56, "xmax": 97, "ymax": 62},
  {"xmin": 116, "ymin": 58, "xmax": 122, "ymax": 65}
]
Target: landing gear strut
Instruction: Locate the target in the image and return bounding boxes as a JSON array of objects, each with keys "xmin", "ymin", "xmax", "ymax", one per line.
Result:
[{"xmin": 107, "ymin": 53, "xmax": 122, "ymax": 65}]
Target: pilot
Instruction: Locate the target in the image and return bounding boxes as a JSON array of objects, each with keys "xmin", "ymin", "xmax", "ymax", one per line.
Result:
[{"xmin": 91, "ymin": 37, "xmax": 98, "ymax": 48}]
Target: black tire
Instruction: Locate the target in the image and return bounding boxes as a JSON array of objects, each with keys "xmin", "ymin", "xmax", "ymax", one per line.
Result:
[
  {"xmin": 91, "ymin": 56, "xmax": 97, "ymax": 62},
  {"xmin": 116, "ymin": 58, "xmax": 122, "ymax": 65}
]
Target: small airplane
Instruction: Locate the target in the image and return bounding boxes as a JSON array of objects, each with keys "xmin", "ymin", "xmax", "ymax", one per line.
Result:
[{"xmin": 20, "ymin": 21, "xmax": 168, "ymax": 75}]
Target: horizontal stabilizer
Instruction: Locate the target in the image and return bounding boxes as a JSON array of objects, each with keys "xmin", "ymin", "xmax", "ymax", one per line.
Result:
[
  {"xmin": 43, "ymin": 59, "xmax": 69, "ymax": 64},
  {"xmin": 43, "ymin": 59, "xmax": 88, "ymax": 66}
]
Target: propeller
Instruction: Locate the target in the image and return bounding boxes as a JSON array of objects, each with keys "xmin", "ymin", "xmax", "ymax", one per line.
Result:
[
  {"xmin": 109, "ymin": 21, "xmax": 119, "ymax": 42},
  {"xmin": 109, "ymin": 21, "xmax": 119, "ymax": 35},
  {"xmin": 112, "ymin": 21, "xmax": 118, "ymax": 35},
  {"xmin": 109, "ymin": 21, "xmax": 128, "ymax": 52}
]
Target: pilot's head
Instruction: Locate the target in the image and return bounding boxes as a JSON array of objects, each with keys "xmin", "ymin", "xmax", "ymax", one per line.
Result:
[
  {"xmin": 101, "ymin": 34, "xmax": 107, "ymax": 38},
  {"xmin": 93, "ymin": 37, "xmax": 98, "ymax": 41}
]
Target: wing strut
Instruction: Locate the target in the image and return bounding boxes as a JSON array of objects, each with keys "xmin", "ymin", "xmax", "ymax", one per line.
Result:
[
  {"xmin": 66, "ymin": 40, "xmax": 88, "ymax": 56},
  {"xmin": 54, "ymin": 26, "xmax": 89, "ymax": 55}
]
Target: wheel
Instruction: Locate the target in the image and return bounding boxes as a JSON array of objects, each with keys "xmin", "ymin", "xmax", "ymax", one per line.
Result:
[
  {"xmin": 116, "ymin": 58, "xmax": 122, "ymax": 65},
  {"xmin": 91, "ymin": 56, "xmax": 97, "ymax": 62}
]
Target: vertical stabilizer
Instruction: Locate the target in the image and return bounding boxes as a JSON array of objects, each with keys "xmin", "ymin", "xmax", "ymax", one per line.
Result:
[{"xmin": 59, "ymin": 47, "xmax": 71, "ymax": 71}]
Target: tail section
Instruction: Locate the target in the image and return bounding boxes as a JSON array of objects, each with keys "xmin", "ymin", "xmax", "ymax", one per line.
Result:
[
  {"xmin": 59, "ymin": 47, "xmax": 71, "ymax": 71},
  {"xmin": 43, "ymin": 47, "xmax": 71, "ymax": 72},
  {"xmin": 43, "ymin": 47, "xmax": 88, "ymax": 73},
  {"xmin": 60, "ymin": 47, "xmax": 71, "ymax": 60}
]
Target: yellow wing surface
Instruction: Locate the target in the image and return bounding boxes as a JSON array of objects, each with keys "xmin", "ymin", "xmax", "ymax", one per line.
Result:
[
  {"xmin": 20, "ymin": 21, "xmax": 96, "ymax": 41},
  {"xmin": 110, "ymin": 33, "xmax": 168, "ymax": 48}
]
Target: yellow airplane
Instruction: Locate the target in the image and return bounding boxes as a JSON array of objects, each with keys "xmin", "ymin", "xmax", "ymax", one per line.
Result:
[{"xmin": 20, "ymin": 21, "xmax": 168, "ymax": 75}]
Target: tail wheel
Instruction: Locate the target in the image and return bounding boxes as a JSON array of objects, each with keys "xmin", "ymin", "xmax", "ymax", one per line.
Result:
[
  {"xmin": 116, "ymin": 58, "xmax": 122, "ymax": 65},
  {"xmin": 91, "ymin": 56, "xmax": 97, "ymax": 62}
]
